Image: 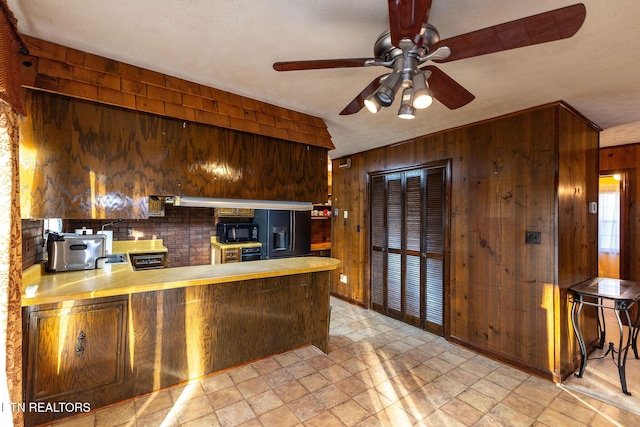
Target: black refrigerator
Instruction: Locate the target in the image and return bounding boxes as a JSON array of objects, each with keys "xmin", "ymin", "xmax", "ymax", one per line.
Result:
[{"xmin": 254, "ymin": 209, "xmax": 311, "ymax": 259}]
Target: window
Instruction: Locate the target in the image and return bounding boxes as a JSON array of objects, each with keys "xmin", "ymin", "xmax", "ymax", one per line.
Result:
[{"xmin": 598, "ymin": 179, "xmax": 620, "ymax": 253}]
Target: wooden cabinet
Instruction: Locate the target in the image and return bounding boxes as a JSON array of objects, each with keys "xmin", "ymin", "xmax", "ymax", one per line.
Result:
[
  {"xmin": 19, "ymin": 91, "xmax": 186, "ymax": 218},
  {"xmin": 19, "ymin": 90, "xmax": 329, "ymax": 219},
  {"xmin": 214, "ymin": 208, "xmax": 255, "ymax": 217},
  {"xmin": 213, "ymin": 247, "xmax": 241, "ymax": 263},
  {"xmin": 23, "ymin": 297, "xmax": 128, "ymax": 426},
  {"xmin": 22, "ymin": 267, "xmax": 333, "ymax": 425},
  {"xmin": 211, "ymin": 237, "xmax": 261, "ymax": 264}
]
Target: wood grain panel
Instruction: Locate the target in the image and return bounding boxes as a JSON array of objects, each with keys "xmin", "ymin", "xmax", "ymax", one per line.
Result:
[
  {"xmin": 23, "ymin": 271, "xmax": 330, "ymax": 424},
  {"xmin": 20, "ymin": 90, "xmax": 328, "ymax": 218},
  {"xmin": 71, "ymin": 97, "xmax": 146, "ymax": 217},
  {"xmin": 182, "ymin": 121, "xmax": 225, "ymax": 197},
  {"xmin": 557, "ymin": 106, "xmax": 599, "ymax": 370},
  {"xmin": 330, "ymin": 154, "xmax": 367, "ymax": 305},
  {"xmin": 140, "ymin": 114, "xmax": 186, "ymax": 195},
  {"xmin": 19, "ymin": 91, "xmax": 75, "ymax": 218},
  {"xmin": 183, "ymin": 121, "xmax": 327, "ymax": 202},
  {"xmin": 600, "ymin": 145, "xmax": 637, "ymax": 171},
  {"xmin": 330, "ymin": 102, "xmax": 600, "ymax": 380},
  {"xmin": 23, "ymin": 297, "xmax": 129, "ymax": 426},
  {"xmin": 128, "ymin": 273, "xmax": 330, "ymax": 397},
  {"xmin": 212, "ymin": 277, "xmax": 312, "ymax": 369}
]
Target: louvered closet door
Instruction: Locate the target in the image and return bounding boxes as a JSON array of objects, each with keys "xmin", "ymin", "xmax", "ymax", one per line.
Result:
[
  {"xmin": 386, "ymin": 174, "xmax": 403, "ymax": 318},
  {"xmin": 371, "ymin": 175, "xmax": 386, "ymax": 311},
  {"xmin": 424, "ymin": 168, "xmax": 445, "ymax": 335},
  {"xmin": 370, "ymin": 166, "xmax": 446, "ymax": 336},
  {"xmin": 404, "ymin": 171, "xmax": 423, "ymax": 327}
]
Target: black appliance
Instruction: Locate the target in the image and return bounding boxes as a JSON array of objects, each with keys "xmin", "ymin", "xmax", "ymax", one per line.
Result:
[
  {"xmin": 241, "ymin": 246, "xmax": 262, "ymax": 261},
  {"xmin": 216, "ymin": 223, "xmax": 259, "ymax": 243},
  {"xmin": 129, "ymin": 252, "xmax": 168, "ymax": 270},
  {"xmin": 254, "ymin": 209, "xmax": 311, "ymax": 259}
]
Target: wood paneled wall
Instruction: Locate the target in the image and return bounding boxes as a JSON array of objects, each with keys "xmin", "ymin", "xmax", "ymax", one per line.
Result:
[
  {"xmin": 330, "ymin": 102, "xmax": 600, "ymax": 380},
  {"xmin": 20, "ymin": 36, "xmax": 333, "ymax": 149},
  {"xmin": 556, "ymin": 107, "xmax": 600, "ymax": 373},
  {"xmin": 20, "ymin": 90, "xmax": 328, "ymax": 219}
]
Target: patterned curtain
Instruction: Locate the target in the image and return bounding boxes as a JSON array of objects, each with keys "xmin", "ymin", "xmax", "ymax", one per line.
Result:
[
  {"xmin": 0, "ymin": 0, "xmax": 26, "ymax": 116},
  {"xmin": 0, "ymin": 103, "xmax": 23, "ymax": 426},
  {"xmin": 0, "ymin": 1, "xmax": 25, "ymax": 424}
]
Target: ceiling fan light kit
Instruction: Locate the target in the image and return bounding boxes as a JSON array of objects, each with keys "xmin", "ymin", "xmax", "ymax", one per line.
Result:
[
  {"xmin": 398, "ymin": 87, "xmax": 416, "ymax": 119},
  {"xmin": 375, "ymin": 71, "xmax": 402, "ymax": 106},
  {"xmin": 411, "ymin": 73, "xmax": 433, "ymax": 109},
  {"xmin": 364, "ymin": 96, "xmax": 382, "ymax": 114},
  {"xmin": 273, "ymin": 1, "xmax": 587, "ymax": 119}
]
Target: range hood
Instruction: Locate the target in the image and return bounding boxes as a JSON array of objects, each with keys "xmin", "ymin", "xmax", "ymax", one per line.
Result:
[{"xmin": 172, "ymin": 196, "xmax": 312, "ymax": 211}]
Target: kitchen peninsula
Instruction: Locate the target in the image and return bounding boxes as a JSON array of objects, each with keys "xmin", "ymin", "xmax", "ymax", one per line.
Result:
[{"xmin": 21, "ymin": 253, "xmax": 339, "ymax": 426}]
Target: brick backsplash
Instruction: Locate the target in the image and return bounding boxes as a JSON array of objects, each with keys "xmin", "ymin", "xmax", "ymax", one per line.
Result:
[
  {"xmin": 22, "ymin": 219, "xmax": 45, "ymax": 270},
  {"xmin": 22, "ymin": 205, "xmax": 255, "ymax": 270},
  {"xmin": 64, "ymin": 205, "xmax": 225, "ymax": 268}
]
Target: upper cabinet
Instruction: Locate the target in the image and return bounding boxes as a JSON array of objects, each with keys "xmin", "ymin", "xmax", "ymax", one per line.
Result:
[{"xmin": 20, "ymin": 90, "xmax": 328, "ymax": 219}]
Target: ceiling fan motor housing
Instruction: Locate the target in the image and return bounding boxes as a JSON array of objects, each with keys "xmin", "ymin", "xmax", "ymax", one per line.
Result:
[{"xmin": 373, "ymin": 24, "xmax": 440, "ymax": 63}]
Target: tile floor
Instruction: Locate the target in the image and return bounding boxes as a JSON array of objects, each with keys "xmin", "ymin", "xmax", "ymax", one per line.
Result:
[{"xmin": 48, "ymin": 297, "xmax": 640, "ymax": 427}]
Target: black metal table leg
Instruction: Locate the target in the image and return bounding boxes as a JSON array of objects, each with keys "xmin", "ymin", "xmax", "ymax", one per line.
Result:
[
  {"xmin": 613, "ymin": 308, "xmax": 633, "ymax": 395},
  {"xmin": 597, "ymin": 299, "xmax": 606, "ymax": 349},
  {"xmin": 633, "ymin": 307, "xmax": 640, "ymax": 359},
  {"xmin": 571, "ymin": 297, "xmax": 587, "ymax": 378}
]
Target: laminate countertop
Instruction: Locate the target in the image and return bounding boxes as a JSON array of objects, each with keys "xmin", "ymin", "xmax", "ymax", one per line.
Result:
[
  {"xmin": 210, "ymin": 236, "xmax": 262, "ymax": 249},
  {"xmin": 22, "ymin": 256, "xmax": 341, "ymax": 307}
]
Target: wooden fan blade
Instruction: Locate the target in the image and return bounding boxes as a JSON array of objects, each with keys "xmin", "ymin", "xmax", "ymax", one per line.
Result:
[
  {"xmin": 339, "ymin": 75, "xmax": 388, "ymax": 115},
  {"xmin": 388, "ymin": 0, "xmax": 433, "ymax": 47},
  {"xmin": 273, "ymin": 58, "xmax": 374, "ymax": 71},
  {"xmin": 431, "ymin": 3, "xmax": 586, "ymax": 63},
  {"xmin": 423, "ymin": 66, "xmax": 475, "ymax": 110}
]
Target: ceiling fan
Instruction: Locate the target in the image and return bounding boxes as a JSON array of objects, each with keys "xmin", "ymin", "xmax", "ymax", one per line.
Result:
[{"xmin": 273, "ymin": 1, "xmax": 587, "ymax": 119}]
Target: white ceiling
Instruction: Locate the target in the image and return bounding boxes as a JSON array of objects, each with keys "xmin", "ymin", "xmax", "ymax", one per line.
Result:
[{"xmin": 7, "ymin": 0, "xmax": 640, "ymax": 158}]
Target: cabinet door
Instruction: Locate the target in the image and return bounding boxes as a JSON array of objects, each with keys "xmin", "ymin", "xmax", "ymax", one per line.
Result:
[
  {"xmin": 215, "ymin": 207, "xmax": 237, "ymax": 217},
  {"xmin": 236, "ymin": 208, "xmax": 255, "ymax": 217},
  {"xmin": 222, "ymin": 248, "xmax": 241, "ymax": 263},
  {"xmin": 24, "ymin": 299, "xmax": 127, "ymax": 402}
]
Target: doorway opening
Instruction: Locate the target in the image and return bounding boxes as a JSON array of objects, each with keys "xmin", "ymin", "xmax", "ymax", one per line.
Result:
[{"xmin": 598, "ymin": 172, "xmax": 629, "ymax": 279}]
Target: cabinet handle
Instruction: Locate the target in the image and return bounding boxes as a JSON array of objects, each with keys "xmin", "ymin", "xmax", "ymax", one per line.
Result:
[{"xmin": 76, "ymin": 331, "xmax": 86, "ymax": 357}]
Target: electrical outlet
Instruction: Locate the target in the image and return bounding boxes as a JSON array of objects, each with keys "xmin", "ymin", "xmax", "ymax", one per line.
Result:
[
  {"xmin": 525, "ymin": 231, "xmax": 541, "ymax": 245},
  {"xmin": 340, "ymin": 274, "xmax": 348, "ymax": 284}
]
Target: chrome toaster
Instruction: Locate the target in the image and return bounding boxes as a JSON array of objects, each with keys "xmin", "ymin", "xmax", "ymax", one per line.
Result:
[{"xmin": 46, "ymin": 232, "xmax": 107, "ymax": 272}]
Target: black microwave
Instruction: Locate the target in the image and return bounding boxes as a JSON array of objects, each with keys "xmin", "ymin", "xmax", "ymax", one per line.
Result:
[{"xmin": 217, "ymin": 223, "xmax": 259, "ymax": 243}]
